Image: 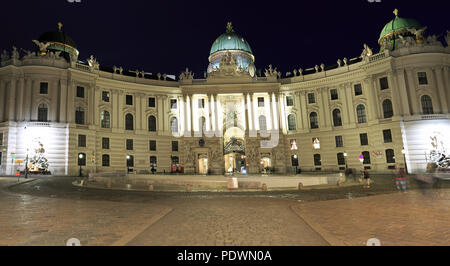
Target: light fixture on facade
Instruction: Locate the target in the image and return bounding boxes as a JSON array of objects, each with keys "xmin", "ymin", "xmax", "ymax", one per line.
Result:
[{"xmin": 313, "ymin": 138, "xmax": 320, "ymax": 149}]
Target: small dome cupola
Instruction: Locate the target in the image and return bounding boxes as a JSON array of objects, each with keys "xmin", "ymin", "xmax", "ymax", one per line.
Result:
[{"xmin": 35, "ymin": 22, "xmax": 79, "ymax": 61}]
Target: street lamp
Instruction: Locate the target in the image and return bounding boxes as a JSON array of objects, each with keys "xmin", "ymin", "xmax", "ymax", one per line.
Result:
[
  {"xmin": 126, "ymin": 155, "xmax": 131, "ymax": 174},
  {"xmin": 343, "ymin": 152, "xmax": 348, "ymax": 169},
  {"xmin": 78, "ymin": 153, "xmax": 84, "ymax": 177},
  {"xmin": 402, "ymin": 148, "xmax": 408, "ymax": 174}
]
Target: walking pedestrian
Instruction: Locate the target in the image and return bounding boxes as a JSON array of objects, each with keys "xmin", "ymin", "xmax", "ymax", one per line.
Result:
[
  {"xmin": 395, "ymin": 166, "xmax": 408, "ymax": 193},
  {"xmin": 363, "ymin": 169, "xmax": 371, "ymax": 188}
]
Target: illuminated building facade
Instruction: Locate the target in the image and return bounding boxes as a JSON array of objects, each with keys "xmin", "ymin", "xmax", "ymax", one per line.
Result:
[{"xmin": 0, "ymin": 12, "xmax": 449, "ymax": 176}]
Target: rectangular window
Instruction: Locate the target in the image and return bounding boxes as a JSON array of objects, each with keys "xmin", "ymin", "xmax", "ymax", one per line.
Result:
[
  {"xmin": 198, "ymin": 99, "xmax": 205, "ymax": 109},
  {"xmin": 150, "ymin": 156, "xmax": 157, "ymax": 166},
  {"xmin": 308, "ymin": 93, "xmax": 316, "ymax": 104},
  {"xmin": 76, "ymin": 86, "xmax": 85, "ymax": 98},
  {"xmin": 102, "ymin": 91, "xmax": 110, "ymax": 102},
  {"xmin": 379, "ymin": 77, "xmax": 389, "ymax": 90},
  {"xmin": 102, "ymin": 138, "xmax": 110, "ymax": 150},
  {"xmin": 172, "ymin": 141, "xmax": 179, "ymax": 152},
  {"xmin": 330, "ymin": 89, "xmax": 339, "ymax": 100},
  {"xmin": 335, "ymin": 136, "xmax": 344, "ymax": 148},
  {"xmin": 102, "ymin": 155, "xmax": 110, "ymax": 167},
  {"xmin": 126, "ymin": 95, "xmax": 133, "ymax": 105},
  {"xmin": 418, "ymin": 72, "xmax": 428, "ymax": 85},
  {"xmin": 40, "ymin": 82, "xmax": 48, "ymax": 94},
  {"xmin": 126, "ymin": 139, "xmax": 134, "ymax": 151},
  {"xmin": 354, "ymin": 84, "xmax": 363, "ymax": 96},
  {"xmin": 286, "ymin": 96, "xmax": 294, "ymax": 107},
  {"xmin": 149, "ymin": 97, "xmax": 156, "ymax": 108},
  {"xmin": 171, "ymin": 99, "xmax": 178, "ymax": 109},
  {"xmin": 314, "ymin": 154, "xmax": 322, "ymax": 166},
  {"xmin": 383, "ymin": 129, "xmax": 393, "ymax": 143},
  {"xmin": 258, "ymin": 97, "xmax": 265, "ymax": 107},
  {"xmin": 78, "ymin": 135, "xmax": 86, "ymax": 147},
  {"xmin": 360, "ymin": 133, "xmax": 369, "ymax": 146},
  {"xmin": 337, "ymin": 153, "xmax": 346, "ymax": 166},
  {"xmin": 149, "ymin": 140, "xmax": 157, "ymax": 151},
  {"xmin": 0, "ymin": 132, "xmax": 3, "ymax": 146}
]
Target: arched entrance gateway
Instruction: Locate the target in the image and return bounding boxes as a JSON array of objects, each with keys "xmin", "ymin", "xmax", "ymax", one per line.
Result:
[{"xmin": 223, "ymin": 127, "xmax": 246, "ymax": 173}]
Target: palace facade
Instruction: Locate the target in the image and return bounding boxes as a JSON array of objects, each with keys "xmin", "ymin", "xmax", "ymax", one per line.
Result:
[{"xmin": 1, "ymin": 12, "xmax": 449, "ymax": 176}]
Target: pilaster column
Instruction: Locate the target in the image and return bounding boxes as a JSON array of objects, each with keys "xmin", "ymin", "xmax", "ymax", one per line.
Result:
[
  {"xmin": 294, "ymin": 92, "xmax": 302, "ymax": 130},
  {"xmin": 6, "ymin": 79, "xmax": 17, "ymax": 121},
  {"xmin": 363, "ymin": 78, "xmax": 378, "ymax": 121},
  {"xmin": 0, "ymin": 80, "xmax": 5, "ymax": 121},
  {"xmin": 433, "ymin": 67, "xmax": 448, "ymax": 113},
  {"xmin": 59, "ymin": 79, "xmax": 68, "ymax": 123},
  {"xmin": 278, "ymin": 93, "xmax": 287, "ymax": 134},
  {"xmin": 67, "ymin": 81, "xmax": 75, "ymax": 123},
  {"xmin": 246, "ymin": 93, "xmax": 253, "ymax": 131},
  {"xmin": 118, "ymin": 90, "xmax": 124, "ymax": 129},
  {"xmin": 50, "ymin": 80, "xmax": 58, "ymax": 122},
  {"xmin": 157, "ymin": 95, "xmax": 164, "ymax": 133},
  {"xmin": 269, "ymin": 93, "xmax": 275, "ymax": 130},
  {"xmin": 387, "ymin": 73, "xmax": 401, "ymax": 119},
  {"xmin": 344, "ymin": 84, "xmax": 356, "ymax": 124},
  {"xmin": 16, "ymin": 78, "xmax": 25, "ymax": 121},
  {"xmin": 163, "ymin": 96, "xmax": 170, "ymax": 133},
  {"xmin": 405, "ymin": 69, "xmax": 420, "ymax": 115},
  {"xmin": 392, "ymin": 71, "xmax": 411, "ymax": 116},
  {"xmin": 317, "ymin": 89, "xmax": 326, "ymax": 128},
  {"xmin": 210, "ymin": 94, "xmax": 216, "ymax": 132},
  {"xmin": 338, "ymin": 85, "xmax": 349, "ymax": 125},
  {"xmin": 112, "ymin": 90, "xmax": 119, "ymax": 128},
  {"xmin": 179, "ymin": 95, "xmax": 185, "ymax": 135},
  {"xmin": 299, "ymin": 91, "xmax": 308, "ymax": 130},
  {"xmin": 135, "ymin": 93, "xmax": 142, "ymax": 130}
]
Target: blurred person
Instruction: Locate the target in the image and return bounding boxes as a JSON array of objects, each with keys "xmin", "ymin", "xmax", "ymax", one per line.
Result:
[
  {"xmin": 395, "ymin": 166, "xmax": 408, "ymax": 193},
  {"xmin": 363, "ymin": 169, "xmax": 371, "ymax": 188}
]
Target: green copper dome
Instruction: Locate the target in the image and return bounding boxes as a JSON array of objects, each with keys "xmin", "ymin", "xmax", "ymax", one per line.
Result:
[
  {"xmin": 379, "ymin": 10, "xmax": 421, "ymax": 44},
  {"xmin": 210, "ymin": 23, "xmax": 253, "ymax": 55}
]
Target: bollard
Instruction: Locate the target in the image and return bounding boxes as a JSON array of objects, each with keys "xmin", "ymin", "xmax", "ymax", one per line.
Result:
[
  {"xmin": 148, "ymin": 184, "xmax": 154, "ymax": 191},
  {"xmin": 262, "ymin": 184, "xmax": 268, "ymax": 191},
  {"xmin": 186, "ymin": 185, "xmax": 192, "ymax": 192},
  {"xmin": 298, "ymin": 182, "xmax": 304, "ymax": 191}
]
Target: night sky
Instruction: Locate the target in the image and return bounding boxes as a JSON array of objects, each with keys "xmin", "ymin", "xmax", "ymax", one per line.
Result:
[{"xmin": 1, "ymin": 0, "xmax": 448, "ymax": 77}]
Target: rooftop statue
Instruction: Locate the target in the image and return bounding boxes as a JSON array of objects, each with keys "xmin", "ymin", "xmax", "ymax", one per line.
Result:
[
  {"xmin": 360, "ymin": 44, "xmax": 373, "ymax": 59},
  {"xmin": 407, "ymin": 27, "xmax": 427, "ymax": 42},
  {"xmin": 32, "ymin": 40, "xmax": 51, "ymax": 54}
]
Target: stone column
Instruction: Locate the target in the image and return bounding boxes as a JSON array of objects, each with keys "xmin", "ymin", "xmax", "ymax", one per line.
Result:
[
  {"xmin": 344, "ymin": 83, "xmax": 356, "ymax": 125},
  {"xmin": 88, "ymin": 84, "xmax": 95, "ymax": 125},
  {"xmin": 269, "ymin": 93, "xmax": 275, "ymax": 130},
  {"xmin": 164, "ymin": 96, "xmax": 170, "ymax": 132},
  {"xmin": 338, "ymin": 85, "xmax": 349, "ymax": 125},
  {"xmin": 112, "ymin": 90, "xmax": 119, "ymax": 129},
  {"xmin": 210, "ymin": 94, "xmax": 216, "ymax": 132},
  {"xmin": 118, "ymin": 90, "xmax": 124, "ymax": 129},
  {"xmin": 59, "ymin": 79, "xmax": 68, "ymax": 123},
  {"xmin": 294, "ymin": 92, "xmax": 302, "ymax": 130},
  {"xmin": 363, "ymin": 77, "xmax": 378, "ymax": 122},
  {"xmin": 50, "ymin": 80, "xmax": 58, "ymax": 122},
  {"xmin": 299, "ymin": 91, "xmax": 308, "ymax": 130},
  {"xmin": 246, "ymin": 93, "xmax": 253, "ymax": 131},
  {"xmin": 0, "ymin": 80, "xmax": 5, "ymax": 122},
  {"xmin": 157, "ymin": 95, "xmax": 164, "ymax": 133},
  {"xmin": 317, "ymin": 89, "xmax": 326, "ymax": 128},
  {"xmin": 405, "ymin": 69, "xmax": 420, "ymax": 115},
  {"xmin": 271, "ymin": 92, "xmax": 279, "ymax": 130},
  {"xmin": 191, "ymin": 95, "xmax": 196, "ymax": 134},
  {"xmin": 433, "ymin": 67, "xmax": 448, "ymax": 113},
  {"xmin": 6, "ymin": 79, "xmax": 17, "ymax": 121},
  {"xmin": 135, "ymin": 93, "xmax": 142, "ymax": 130},
  {"xmin": 278, "ymin": 93, "xmax": 287, "ymax": 134},
  {"xmin": 66, "ymin": 81, "xmax": 75, "ymax": 123},
  {"xmin": 179, "ymin": 95, "xmax": 185, "ymax": 135},
  {"xmin": 387, "ymin": 73, "xmax": 401, "ymax": 119},
  {"xmin": 392, "ymin": 71, "xmax": 411, "ymax": 116},
  {"xmin": 16, "ymin": 78, "xmax": 25, "ymax": 122}
]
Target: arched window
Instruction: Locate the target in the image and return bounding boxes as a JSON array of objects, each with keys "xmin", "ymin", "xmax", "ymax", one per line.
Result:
[
  {"xmin": 288, "ymin": 114, "xmax": 296, "ymax": 131},
  {"xmin": 362, "ymin": 151, "xmax": 371, "ymax": 164},
  {"xmin": 337, "ymin": 153, "xmax": 346, "ymax": 166},
  {"xmin": 386, "ymin": 149, "xmax": 396, "ymax": 164},
  {"xmin": 259, "ymin": 115, "xmax": 267, "ymax": 131},
  {"xmin": 125, "ymin": 114, "xmax": 134, "ymax": 130},
  {"xmin": 332, "ymin": 109, "xmax": 342, "ymax": 127},
  {"xmin": 148, "ymin": 115, "xmax": 157, "ymax": 132},
  {"xmin": 75, "ymin": 107, "xmax": 85, "ymax": 125},
  {"xmin": 310, "ymin": 112, "xmax": 319, "ymax": 129},
  {"xmin": 356, "ymin": 104, "xmax": 367, "ymax": 124},
  {"xmin": 102, "ymin": 154, "xmax": 110, "ymax": 167},
  {"xmin": 38, "ymin": 104, "xmax": 48, "ymax": 122},
  {"xmin": 170, "ymin": 117, "xmax": 178, "ymax": 133},
  {"xmin": 421, "ymin": 95, "xmax": 434, "ymax": 114},
  {"xmin": 382, "ymin": 99, "xmax": 393, "ymax": 118},
  {"xmin": 126, "ymin": 155, "xmax": 134, "ymax": 167},
  {"xmin": 101, "ymin": 110, "xmax": 110, "ymax": 128}
]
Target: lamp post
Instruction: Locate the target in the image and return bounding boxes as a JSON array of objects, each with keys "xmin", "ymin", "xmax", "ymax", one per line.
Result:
[
  {"xmin": 126, "ymin": 155, "xmax": 130, "ymax": 174},
  {"xmin": 344, "ymin": 152, "xmax": 348, "ymax": 169},
  {"xmin": 293, "ymin": 154, "xmax": 298, "ymax": 174},
  {"xmin": 24, "ymin": 125, "xmax": 29, "ymax": 179},
  {"xmin": 78, "ymin": 153, "xmax": 84, "ymax": 177},
  {"xmin": 402, "ymin": 148, "xmax": 408, "ymax": 174}
]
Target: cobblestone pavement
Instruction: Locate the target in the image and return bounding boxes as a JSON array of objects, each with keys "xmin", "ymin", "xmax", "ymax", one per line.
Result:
[
  {"xmin": 0, "ymin": 177, "xmax": 328, "ymax": 246},
  {"xmin": 291, "ymin": 190, "xmax": 450, "ymax": 246},
  {"xmin": 2, "ymin": 176, "xmax": 449, "ymax": 246}
]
